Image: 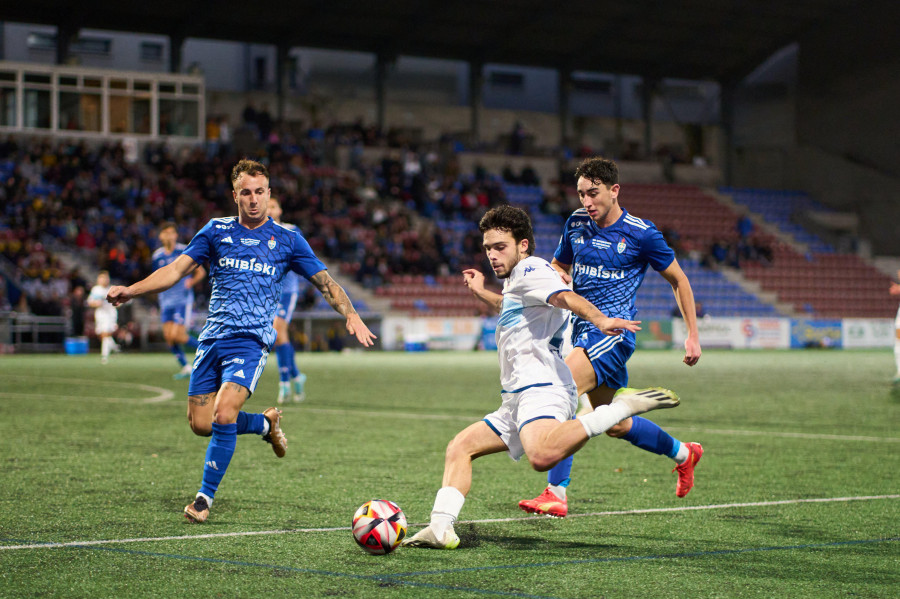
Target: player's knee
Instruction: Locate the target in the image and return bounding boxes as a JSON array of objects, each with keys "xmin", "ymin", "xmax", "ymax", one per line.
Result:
[
  {"xmin": 445, "ymin": 434, "xmax": 477, "ymax": 463},
  {"xmin": 527, "ymin": 452, "xmax": 559, "ymax": 473},
  {"xmin": 187, "ymin": 415, "xmax": 211, "ymax": 437}
]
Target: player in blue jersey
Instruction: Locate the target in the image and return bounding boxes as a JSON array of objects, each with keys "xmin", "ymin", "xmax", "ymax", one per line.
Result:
[
  {"xmin": 153, "ymin": 223, "xmax": 205, "ymax": 379},
  {"xmin": 267, "ymin": 197, "xmax": 307, "ymax": 403},
  {"xmin": 518, "ymin": 156, "xmax": 703, "ymax": 518},
  {"xmin": 108, "ymin": 159, "xmax": 376, "ymax": 523}
]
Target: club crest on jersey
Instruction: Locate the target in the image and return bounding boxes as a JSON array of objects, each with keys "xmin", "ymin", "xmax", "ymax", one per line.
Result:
[
  {"xmin": 241, "ymin": 238, "xmax": 260, "ymax": 246},
  {"xmin": 617, "ymin": 237, "xmax": 626, "ymax": 253},
  {"xmin": 268, "ymin": 236, "xmax": 276, "ymax": 249}
]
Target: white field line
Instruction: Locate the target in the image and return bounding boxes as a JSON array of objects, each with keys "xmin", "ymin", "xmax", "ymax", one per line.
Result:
[
  {"xmin": 1, "ymin": 376, "xmax": 174, "ymax": 403},
  {"xmin": 1, "ymin": 494, "xmax": 897, "ymax": 552}
]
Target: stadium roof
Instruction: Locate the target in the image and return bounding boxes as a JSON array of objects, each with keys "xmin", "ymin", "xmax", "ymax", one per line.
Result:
[{"xmin": 0, "ymin": 0, "xmax": 889, "ymax": 82}]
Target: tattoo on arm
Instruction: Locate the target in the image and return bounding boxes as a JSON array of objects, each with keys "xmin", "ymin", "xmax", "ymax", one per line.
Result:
[
  {"xmin": 189, "ymin": 392, "xmax": 215, "ymax": 406},
  {"xmin": 311, "ymin": 271, "xmax": 357, "ymax": 318}
]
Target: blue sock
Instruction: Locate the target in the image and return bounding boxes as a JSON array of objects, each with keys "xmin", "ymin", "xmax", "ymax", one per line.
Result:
[
  {"xmin": 199, "ymin": 422, "xmax": 237, "ymax": 500},
  {"xmin": 287, "ymin": 343, "xmax": 300, "ymax": 379},
  {"xmin": 547, "ymin": 456, "xmax": 573, "ymax": 487},
  {"xmin": 185, "ymin": 336, "xmax": 200, "ymax": 349},
  {"xmin": 275, "ymin": 343, "xmax": 292, "ymax": 383},
  {"xmin": 622, "ymin": 416, "xmax": 680, "ymax": 458},
  {"xmin": 235, "ymin": 411, "xmax": 267, "ymax": 435},
  {"xmin": 169, "ymin": 344, "xmax": 187, "ymax": 367}
]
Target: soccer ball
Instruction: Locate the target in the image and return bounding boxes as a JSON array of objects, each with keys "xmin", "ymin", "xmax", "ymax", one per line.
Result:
[{"xmin": 352, "ymin": 499, "xmax": 407, "ymax": 555}]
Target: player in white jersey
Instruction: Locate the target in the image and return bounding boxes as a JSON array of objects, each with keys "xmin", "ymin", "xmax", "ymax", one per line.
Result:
[
  {"xmin": 87, "ymin": 271, "xmax": 118, "ymax": 364},
  {"xmin": 108, "ymin": 159, "xmax": 376, "ymax": 523},
  {"xmin": 268, "ymin": 197, "xmax": 307, "ymax": 403},
  {"xmin": 890, "ymin": 270, "xmax": 900, "ymax": 385},
  {"xmin": 403, "ymin": 205, "xmax": 679, "ymax": 549}
]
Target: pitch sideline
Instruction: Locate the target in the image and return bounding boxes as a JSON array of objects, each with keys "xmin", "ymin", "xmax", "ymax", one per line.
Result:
[{"xmin": 2, "ymin": 494, "xmax": 897, "ymax": 552}]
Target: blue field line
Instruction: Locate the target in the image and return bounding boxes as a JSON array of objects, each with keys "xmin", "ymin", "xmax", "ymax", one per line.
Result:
[
  {"xmin": 386, "ymin": 537, "xmax": 900, "ymax": 578},
  {"xmin": 71, "ymin": 545, "xmax": 562, "ymax": 599}
]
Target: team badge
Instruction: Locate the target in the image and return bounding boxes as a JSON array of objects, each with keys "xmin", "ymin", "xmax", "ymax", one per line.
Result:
[
  {"xmin": 617, "ymin": 237, "xmax": 626, "ymax": 253},
  {"xmin": 268, "ymin": 236, "xmax": 276, "ymax": 250}
]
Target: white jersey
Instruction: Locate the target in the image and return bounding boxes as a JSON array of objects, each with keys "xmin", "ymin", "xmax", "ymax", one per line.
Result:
[
  {"xmin": 89, "ymin": 285, "xmax": 117, "ymax": 326},
  {"xmin": 496, "ymin": 256, "xmax": 575, "ymax": 393}
]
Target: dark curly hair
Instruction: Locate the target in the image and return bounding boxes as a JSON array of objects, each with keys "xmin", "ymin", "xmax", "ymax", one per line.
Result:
[
  {"xmin": 574, "ymin": 156, "xmax": 618, "ymax": 187},
  {"xmin": 478, "ymin": 204, "xmax": 535, "ymax": 256}
]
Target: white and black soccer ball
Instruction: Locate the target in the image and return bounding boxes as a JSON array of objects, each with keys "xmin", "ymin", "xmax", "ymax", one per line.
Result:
[{"xmin": 352, "ymin": 499, "xmax": 407, "ymax": 555}]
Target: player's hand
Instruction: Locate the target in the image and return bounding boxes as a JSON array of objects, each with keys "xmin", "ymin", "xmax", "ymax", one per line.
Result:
[
  {"xmin": 683, "ymin": 336, "xmax": 701, "ymax": 366},
  {"xmin": 346, "ymin": 313, "xmax": 377, "ymax": 347},
  {"xmin": 889, "ymin": 282, "xmax": 900, "ymax": 297},
  {"xmin": 599, "ymin": 317, "xmax": 641, "ymax": 336},
  {"xmin": 107, "ymin": 286, "xmax": 133, "ymax": 307},
  {"xmin": 462, "ymin": 269, "xmax": 485, "ymax": 294}
]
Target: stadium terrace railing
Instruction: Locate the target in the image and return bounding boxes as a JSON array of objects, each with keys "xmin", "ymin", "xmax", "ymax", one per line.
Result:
[{"xmin": 0, "ymin": 311, "xmax": 68, "ymax": 353}]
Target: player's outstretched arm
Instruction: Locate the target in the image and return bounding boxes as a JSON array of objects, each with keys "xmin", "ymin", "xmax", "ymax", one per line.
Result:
[
  {"xmin": 108, "ymin": 254, "xmax": 200, "ymax": 307},
  {"xmin": 549, "ymin": 258, "xmax": 572, "ymax": 284},
  {"xmin": 659, "ymin": 259, "xmax": 701, "ymax": 366},
  {"xmin": 549, "ymin": 291, "xmax": 641, "ymax": 336},
  {"xmin": 462, "ymin": 269, "xmax": 502, "ymax": 313},
  {"xmin": 310, "ymin": 270, "xmax": 376, "ymax": 347}
]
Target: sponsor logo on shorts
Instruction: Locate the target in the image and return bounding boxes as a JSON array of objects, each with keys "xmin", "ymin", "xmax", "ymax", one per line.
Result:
[{"xmin": 221, "ymin": 357, "xmax": 245, "ymax": 366}]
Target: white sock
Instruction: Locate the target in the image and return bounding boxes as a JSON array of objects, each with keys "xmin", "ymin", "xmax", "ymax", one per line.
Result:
[
  {"xmin": 548, "ymin": 484, "xmax": 566, "ymax": 500},
  {"xmin": 578, "ymin": 402, "xmax": 633, "ymax": 438},
  {"xmin": 894, "ymin": 338, "xmax": 900, "ymax": 375},
  {"xmin": 101, "ymin": 337, "xmax": 112, "ymax": 359},
  {"xmin": 197, "ymin": 492, "xmax": 213, "ymax": 508},
  {"xmin": 673, "ymin": 442, "xmax": 690, "ymax": 464},
  {"xmin": 430, "ymin": 486, "xmax": 465, "ymax": 538},
  {"xmin": 261, "ymin": 419, "xmax": 270, "ymax": 437}
]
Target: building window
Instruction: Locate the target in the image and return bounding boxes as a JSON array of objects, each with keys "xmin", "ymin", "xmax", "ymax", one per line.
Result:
[
  {"xmin": 489, "ymin": 71, "xmax": 524, "ymax": 88},
  {"xmin": 26, "ymin": 32, "xmax": 111, "ymax": 56},
  {"xmin": 141, "ymin": 42, "xmax": 164, "ymax": 62}
]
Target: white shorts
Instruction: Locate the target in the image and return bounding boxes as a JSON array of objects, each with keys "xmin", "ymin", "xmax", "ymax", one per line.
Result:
[
  {"xmin": 483, "ymin": 383, "xmax": 578, "ymax": 461},
  {"xmin": 94, "ymin": 314, "xmax": 118, "ymax": 335},
  {"xmin": 895, "ymin": 305, "xmax": 900, "ymax": 329}
]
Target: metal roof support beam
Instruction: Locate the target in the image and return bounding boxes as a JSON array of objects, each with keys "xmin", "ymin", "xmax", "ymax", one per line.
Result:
[
  {"xmin": 468, "ymin": 60, "xmax": 483, "ymax": 145},
  {"xmin": 720, "ymin": 82, "xmax": 736, "ymax": 187},
  {"xmin": 374, "ymin": 52, "xmax": 391, "ymax": 133},
  {"xmin": 641, "ymin": 76, "xmax": 659, "ymax": 159},
  {"xmin": 169, "ymin": 34, "xmax": 184, "ymax": 73},
  {"xmin": 56, "ymin": 23, "xmax": 78, "ymax": 65},
  {"xmin": 558, "ymin": 69, "xmax": 572, "ymax": 149},
  {"xmin": 276, "ymin": 43, "xmax": 291, "ymax": 123}
]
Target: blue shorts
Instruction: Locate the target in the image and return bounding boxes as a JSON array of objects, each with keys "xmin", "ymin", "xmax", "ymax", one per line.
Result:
[
  {"xmin": 275, "ymin": 292, "xmax": 298, "ymax": 322},
  {"xmin": 188, "ymin": 337, "xmax": 269, "ymax": 396},
  {"xmin": 160, "ymin": 303, "xmax": 192, "ymax": 327},
  {"xmin": 572, "ymin": 327, "xmax": 635, "ymax": 391}
]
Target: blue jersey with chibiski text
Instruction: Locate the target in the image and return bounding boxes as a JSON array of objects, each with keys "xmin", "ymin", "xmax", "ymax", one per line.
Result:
[
  {"xmin": 183, "ymin": 216, "xmax": 326, "ymax": 348},
  {"xmin": 277, "ymin": 223, "xmax": 302, "ymax": 295},
  {"xmin": 554, "ymin": 209, "xmax": 674, "ymax": 331}
]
